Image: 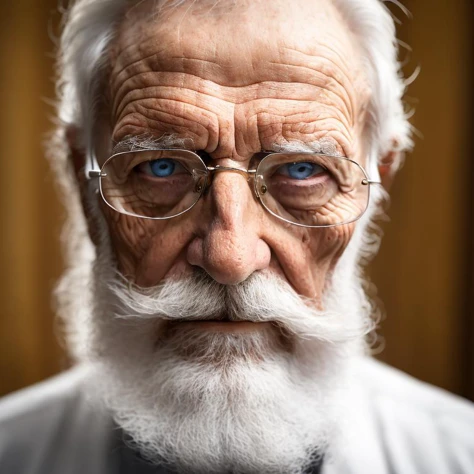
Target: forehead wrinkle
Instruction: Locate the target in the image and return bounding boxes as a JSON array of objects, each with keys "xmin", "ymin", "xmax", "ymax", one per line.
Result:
[
  {"xmin": 270, "ymin": 57, "xmax": 355, "ymax": 126},
  {"xmin": 109, "ymin": 5, "xmax": 191, "ymax": 70},
  {"xmin": 282, "ymin": 111, "xmax": 352, "ymax": 141},
  {"xmin": 114, "ymin": 104, "xmax": 218, "ymax": 135},
  {"xmin": 110, "ymin": 32, "xmax": 228, "ymax": 87},
  {"xmin": 109, "ymin": 22, "xmax": 362, "ymax": 95},
  {"xmin": 111, "ymin": 69, "xmax": 353, "ymax": 131},
  {"xmin": 113, "ymin": 101, "xmax": 223, "ymax": 151},
  {"xmin": 296, "ymin": 44, "xmax": 368, "ymax": 125},
  {"xmin": 117, "ymin": 97, "xmax": 354, "ymax": 139},
  {"xmin": 111, "ymin": 71, "xmax": 229, "ymax": 119},
  {"xmin": 113, "ymin": 97, "xmax": 355, "ymax": 161},
  {"xmin": 111, "ymin": 47, "xmax": 171, "ymax": 88},
  {"xmin": 234, "ymin": 99, "xmax": 353, "ymax": 142},
  {"xmin": 108, "ymin": 16, "xmax": 362, "ymax": 122},
  {"xmin": 110, "ymin": 0, "xmax": 366, "ymax": 85},
  {"xmin": 309, "ymin": 43, "xmax": 363, "ymax": 86},
  {"xmin": 112, "ymin": 79, "xmax": 276, "ymax": 118},
  {"xmin": 112, "ymin": 69, "xmax": 352, "ymax": 124},
  {"xmin": 231, "ymin": 107, "xmax": 354, "ymax": 158},
  {"xmin": 235, "ymin": 99, "xmax": 353, "ymax": 138},
  {"xmin": 112, "ymin": 77, "xmax": 234, "ymax": 124},
  {"xmin": 112, "ymin": 78, "xmax": 351, "ymax": 133},
  {"xmin": 111, "ymin": 47, "xmax": 356, "ymax": 93},
  {"xmin": 118, "ymin": 97, "xmax": 225, "ymax": 124},
  {"xmin": 113, "ymin": 82, "xmax": 232, "ymax": 126}
]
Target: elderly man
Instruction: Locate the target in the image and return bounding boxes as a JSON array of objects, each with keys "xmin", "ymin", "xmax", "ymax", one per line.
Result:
[{"xmin": 1, "ymin": 0, "xmax": 473, "ymax": 473}]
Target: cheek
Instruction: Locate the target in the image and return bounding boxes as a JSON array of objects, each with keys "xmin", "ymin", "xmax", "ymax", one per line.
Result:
[
  {"xmin": 103, "ymin": 203, "xmax": 197, "ymax": 284},
  {"xmin": 270, "ymin": 222, "xmax": 355, "ymax": 300},
  {"xmin": 309, "ymin": 223, "xmax": 355, "ymax": 267},
  {"xmin": 104, "ymin": 206, "xmax": 158, "ymax": 276}
]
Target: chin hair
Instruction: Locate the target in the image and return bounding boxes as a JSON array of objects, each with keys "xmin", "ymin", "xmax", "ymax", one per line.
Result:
[{"xmin": 80, "ymin": 253, "xmax": 369, "ymax": 473}]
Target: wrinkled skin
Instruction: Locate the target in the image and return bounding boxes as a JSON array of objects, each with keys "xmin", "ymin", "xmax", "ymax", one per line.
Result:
[{"xmin": 75, "ymin": 0, "xmax": 376, "ymax": 304}]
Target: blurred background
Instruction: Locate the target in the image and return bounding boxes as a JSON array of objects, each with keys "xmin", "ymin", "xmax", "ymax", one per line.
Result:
[{"xmin": 0, "ymin": 0, "xmax": 473, "ymax": 401}]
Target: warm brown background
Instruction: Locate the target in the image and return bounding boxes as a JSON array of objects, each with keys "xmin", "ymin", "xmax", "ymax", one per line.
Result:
[{"xmin": 0, "ymin": 1, "xmax": 473, "ymax": 401}]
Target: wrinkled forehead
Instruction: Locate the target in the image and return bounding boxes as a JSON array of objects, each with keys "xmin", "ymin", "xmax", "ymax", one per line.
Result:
[{"xmin": 110, "ymin": 0, "xmax": 367, "ymax": 90}]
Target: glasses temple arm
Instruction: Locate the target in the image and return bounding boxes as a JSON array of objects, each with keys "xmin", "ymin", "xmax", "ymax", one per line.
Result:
[{"xmin": 362, "ymin": 178, "xmax": 382, "ymax": 185}]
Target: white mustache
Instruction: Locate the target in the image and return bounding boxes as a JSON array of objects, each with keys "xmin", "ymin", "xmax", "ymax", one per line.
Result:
[{"xmin": 106, "ymin": 270, "xmax": 373, "ymax": 344}]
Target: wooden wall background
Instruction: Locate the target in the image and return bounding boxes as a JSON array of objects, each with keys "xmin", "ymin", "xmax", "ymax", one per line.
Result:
[{"xmin": 0, "ymin": 0, "xmax": 473, "ymax": 401}]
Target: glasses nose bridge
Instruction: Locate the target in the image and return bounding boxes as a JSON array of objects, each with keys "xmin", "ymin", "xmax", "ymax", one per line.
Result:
[
  {"xmin": 203, "ymin": 165, "xmax": 258, "ymax": 194},
  {"xmin": 206, "ymin": 165, "xmax": 257, "ymax": 180},
  {"xmin": 200, "ymin": 165, "xmax": 259, "ymax": 200}
]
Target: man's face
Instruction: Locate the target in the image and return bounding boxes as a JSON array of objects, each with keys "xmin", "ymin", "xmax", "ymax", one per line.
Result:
[
  {"xmin": 74, "ymin": 1, "xmax": 375, "ymax": 473},
  {"xmin": 100, "ymin": 0, "xmax": 369, "ymax": 297}
]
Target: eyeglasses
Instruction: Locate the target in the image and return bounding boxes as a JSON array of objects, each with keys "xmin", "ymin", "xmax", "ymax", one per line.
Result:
[{"xmin": 88, "ymin": 149, "xmax": 380, "ymax": 228}]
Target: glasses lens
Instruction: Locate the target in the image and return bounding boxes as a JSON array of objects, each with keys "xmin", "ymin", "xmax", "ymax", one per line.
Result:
[
  {"xmin": 100, "ymin": 150, "xmax": 207, "ymax": 219},
  {"xmin": 256, "ymin": 153, "xmax": 369, "ymax": 227}
]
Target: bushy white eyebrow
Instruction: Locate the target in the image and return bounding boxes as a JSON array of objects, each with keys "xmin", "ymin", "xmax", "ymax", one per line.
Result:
[
  {"xmin": 273, "ymin": 138, "xmax": 342, "ymax": 156},
  {"xmin": 112, "ymin": 134, "xmax": 194, "ymax": 154},
  {"xmin": 112, "ymin": 135, "xmax": 345, "ymax": 158}
]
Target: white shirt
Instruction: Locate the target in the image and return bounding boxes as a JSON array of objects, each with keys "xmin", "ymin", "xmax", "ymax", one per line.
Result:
[{"xmin": 0, "ymin": 357, "xmax": 472, "ymax": 474}]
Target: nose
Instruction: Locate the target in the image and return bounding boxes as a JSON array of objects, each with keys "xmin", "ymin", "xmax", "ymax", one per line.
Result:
[{"xmin": 187, "ymin": 171, "xmax": 271, "ymax": 285}]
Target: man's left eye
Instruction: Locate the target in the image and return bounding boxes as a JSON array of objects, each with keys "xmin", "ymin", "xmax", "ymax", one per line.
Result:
[
  {"xmin": 149, "ymin": 159, "xmax": 176, "ymax": 177},
  {"xmin": 279, "ymin": 162, "xmax": 325, "ymax": 180}
]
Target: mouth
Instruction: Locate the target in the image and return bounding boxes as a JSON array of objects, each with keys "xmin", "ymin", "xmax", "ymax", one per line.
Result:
[
  {"xmin": 160, "ymin": 318, "xmax": 294, "ymax": 358},
  {"xmin": 167, "ymin": 319, "xmax": 272, "ymax": 333}
]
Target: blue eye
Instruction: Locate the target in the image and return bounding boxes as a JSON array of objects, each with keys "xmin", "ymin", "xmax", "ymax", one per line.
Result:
[
  {"xmin": 149, "ymin": 159, "xmax": 176, "ymax": 177},
  {"xmin": 284, "ymin": 162, "xmax": 320, "ymax": 180}
]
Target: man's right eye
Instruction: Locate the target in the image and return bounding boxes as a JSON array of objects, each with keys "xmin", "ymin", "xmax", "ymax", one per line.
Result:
[{"xmin": 137, "ymin": 159, "xmax": 179, "ymax": 178}]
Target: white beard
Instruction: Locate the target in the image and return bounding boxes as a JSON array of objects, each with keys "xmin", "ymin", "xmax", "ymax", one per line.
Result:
[{"xmin": 56, "ymin": 189, "xmax": 377, "ymax": 474}]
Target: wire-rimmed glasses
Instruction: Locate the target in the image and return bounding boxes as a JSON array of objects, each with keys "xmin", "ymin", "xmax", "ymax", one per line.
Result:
[{"xmin": 88, "ymin": 149, "xmax": 380, "ymax": 228}]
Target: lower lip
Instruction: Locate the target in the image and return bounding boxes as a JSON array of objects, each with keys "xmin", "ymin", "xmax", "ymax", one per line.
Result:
[{"xmin": 173, "ymin": 321, "xmax": 271, "ymax": 333}]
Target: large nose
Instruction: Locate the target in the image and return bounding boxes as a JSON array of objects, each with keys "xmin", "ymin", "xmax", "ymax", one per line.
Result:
[{"xmin": 187, "ymin": 171, "xmax": 271, "ymax": 285}]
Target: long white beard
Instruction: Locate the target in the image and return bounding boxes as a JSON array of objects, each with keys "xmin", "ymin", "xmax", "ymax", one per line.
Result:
[
  {"xmin": 55, "ymin": 186, "xmax": 377, "ymax": 474},
  {"xmin": 73, "ymin": 247, "xmax": 370, "ymax": 473}
]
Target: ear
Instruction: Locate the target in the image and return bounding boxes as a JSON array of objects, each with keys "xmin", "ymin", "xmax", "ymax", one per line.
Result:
[
  {"xmin": 66, "ymin": 125, "xmax": 102, "ymax": 247},
  {"xmin": 378, "ymin": 149, "xmax": 401, "ymax": 191}
]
